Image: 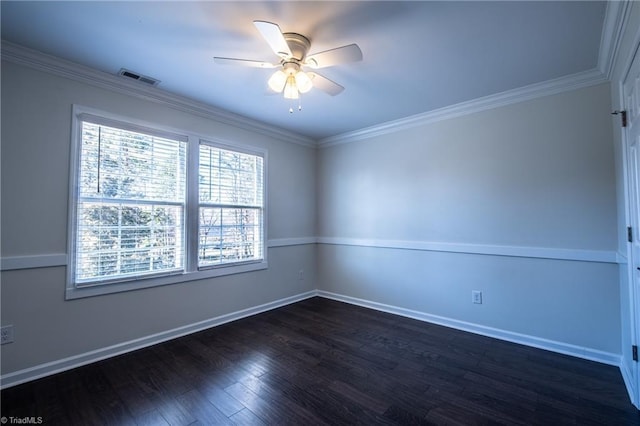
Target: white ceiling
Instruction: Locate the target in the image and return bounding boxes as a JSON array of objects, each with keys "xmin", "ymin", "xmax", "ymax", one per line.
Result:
[{"xmin": 1, "ymin": 1, "xmax": 607, "ymax": 141}]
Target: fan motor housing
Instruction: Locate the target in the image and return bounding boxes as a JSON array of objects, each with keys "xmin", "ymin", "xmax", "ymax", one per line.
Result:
[{"xmin": 283, "ymin": 33, "xmax": 311, "ymax": 61}]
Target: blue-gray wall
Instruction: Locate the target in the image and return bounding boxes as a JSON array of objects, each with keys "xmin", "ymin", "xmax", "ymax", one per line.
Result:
[
  {"xmin": 0, "ymin": 59, "xmax": 317, "ymax": 380},
  {"xmin": 317, "ymin": 83, "xmax": 620, "ymax": 358}
]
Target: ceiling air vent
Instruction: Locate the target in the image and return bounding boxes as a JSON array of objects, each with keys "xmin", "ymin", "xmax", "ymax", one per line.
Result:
[{"xmin": 118, "ymin": 68, "xmax": 160, "ymax": 86}]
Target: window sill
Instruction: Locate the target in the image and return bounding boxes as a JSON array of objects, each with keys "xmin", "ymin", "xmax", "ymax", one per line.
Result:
[{"xmin": 65, "ymin": 260, "xmax": 268, "ymax": 300}]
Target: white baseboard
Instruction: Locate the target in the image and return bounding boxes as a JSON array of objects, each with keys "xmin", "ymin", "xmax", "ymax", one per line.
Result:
[
  {"xmin": 316, "ymin": 290, "xmax": 622, "ymax": 367},
  {"xmin": 1, "ymin": 289, "xmax": 624, "ymax": 391},
  {"xmin": 0, "ymin": 290, "xmax": 317, "ymax": 389},
  {"xmin": 620, "ymin": 360, "xmax": 639, "ymax": 409}
]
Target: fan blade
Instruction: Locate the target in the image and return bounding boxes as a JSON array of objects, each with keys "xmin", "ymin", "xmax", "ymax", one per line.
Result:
[
  {"xmin": 308, "ymin": 72, "xmax": 344, "ymax": 96},
  {"xmin": 253, "ymin": 20, "xmax": 292, "ymax": 59},
  {"xmin": 213, "ymin": 57, "xmax": 277, "ymax": 68},
  {"xmin": 305, "ymin": 44, "xmax": 362, "ymax": 69}
]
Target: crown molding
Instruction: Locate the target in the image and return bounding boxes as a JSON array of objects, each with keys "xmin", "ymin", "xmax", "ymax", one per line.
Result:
[
  {"xmin": 318, "ymin": 68, "xmax": 607, "ymax": 147},
  {"xmin": 0, "ymin": 41, "xmax": 315, "ymax": 148},
  {"xmin": 598, "ymin": 0, "xmax": 633, "ymax": 79},
  {"xmin": 318, "ymin": 1, "xmax": 631, "ymax": 148},
  {"xmin": 5, "ymin": 0, "xmax": 628, "ymax": 152}
]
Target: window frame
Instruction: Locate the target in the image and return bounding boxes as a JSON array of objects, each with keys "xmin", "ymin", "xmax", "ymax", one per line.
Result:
[
  {"xmin": 197, "ymin": 139, "xmax": 266, "ymax": 270},
  {"xmin": 67, "ymin": 105, "xmax": 268, "ymax": 300}
]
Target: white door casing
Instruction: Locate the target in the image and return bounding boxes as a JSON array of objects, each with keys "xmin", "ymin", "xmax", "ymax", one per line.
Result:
[{"xmin": 623, "ymin": 41, "xmax": 640, "ymax": 409}]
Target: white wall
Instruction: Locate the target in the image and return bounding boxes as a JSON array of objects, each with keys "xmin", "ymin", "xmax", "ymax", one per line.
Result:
[
  {"xmin": 317, "ymin": 83, "xmax": 620, "ymax": 357},
  {"xmin": 0, "ymin": 60, "xmax": 317, "ymax": 378}
]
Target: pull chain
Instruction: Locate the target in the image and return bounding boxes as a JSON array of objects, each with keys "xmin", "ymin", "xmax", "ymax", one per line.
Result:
[{"xmin": 288, "ymin": 95, "xmax": 302, "ymax": 113}]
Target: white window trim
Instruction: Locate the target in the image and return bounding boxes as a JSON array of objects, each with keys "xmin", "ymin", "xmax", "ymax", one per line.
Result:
[{"xmin": 66, "ymin": 105, "xmax": 268, "ymax": 300}]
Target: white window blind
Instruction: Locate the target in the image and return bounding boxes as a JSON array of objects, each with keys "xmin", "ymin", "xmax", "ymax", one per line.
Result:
[
  {"xmin": 74, "ymin": 120, "xmax": 187, "ymax": 285},
  {"xmin": 198, "ymin": 143, "xmax": 264, "ymax": 268},
  {"xmin": 69, "ymin": 107, "xmax": 268, "ymax": 297}
]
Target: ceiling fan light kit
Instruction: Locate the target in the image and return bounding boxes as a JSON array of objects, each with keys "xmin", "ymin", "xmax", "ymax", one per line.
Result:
[
  {"xmin": 214, "ymin": 20, "xmax": 362, "ymax": 111},
  {"xmin": 295, "ymin": 71, "xmax": 313, "ymax": 93},
  {"xmin": 268, "ymin": 62, "xmax": 313, "ymax": 100}
]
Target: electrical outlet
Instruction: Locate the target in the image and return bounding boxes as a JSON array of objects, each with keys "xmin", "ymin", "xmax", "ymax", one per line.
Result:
[
  {"xmin": 298, "ymin": 269, "xmax": 304, "ymax": 280},
  {"xmin": 472, "ymin": 290, "xmax": 483, "ymax": 304},
  {"xmin": 1, "ymin": 325, "xmax": 14, "ymax": 344}
]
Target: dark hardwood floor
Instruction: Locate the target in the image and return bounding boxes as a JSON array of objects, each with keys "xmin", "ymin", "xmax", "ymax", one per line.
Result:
[{"xmin": 1, "ymin": 297, "xmax": 638, "ymax": 425}]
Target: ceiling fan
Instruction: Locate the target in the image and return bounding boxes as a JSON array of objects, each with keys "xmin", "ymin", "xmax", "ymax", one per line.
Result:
[{"xmin": 214, "ymin": 21, "xmax": 362, "ymax": 106}]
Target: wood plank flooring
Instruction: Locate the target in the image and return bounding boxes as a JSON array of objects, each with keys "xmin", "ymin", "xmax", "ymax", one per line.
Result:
[{"xmin": 1, "ymin": 297, "xmax": 638, "ymax": 425}]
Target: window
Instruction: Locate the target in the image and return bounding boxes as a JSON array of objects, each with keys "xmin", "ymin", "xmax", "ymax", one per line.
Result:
[
  {"xmin": 68, "ymin": 106, "xmax": 267, "ymax": 298},
  {"xmin": 74, "ymin": 120, "xmax": 187, "ymax": 284},
  {"xmin": 198, "ymin": 143, "xmax": 264, "ymax": 268}
]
